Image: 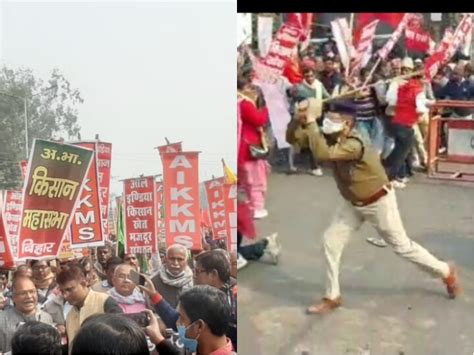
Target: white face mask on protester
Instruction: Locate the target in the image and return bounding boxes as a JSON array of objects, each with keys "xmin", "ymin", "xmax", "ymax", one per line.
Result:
[{"xmin": 322, "ymin": 117, "xmax": 345, "ymax": 135}]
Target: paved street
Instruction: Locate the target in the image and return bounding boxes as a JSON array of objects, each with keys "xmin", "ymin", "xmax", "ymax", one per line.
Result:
[{"xmin": 238, "ymin": 171, "xmax": 474, "ymax": 355}]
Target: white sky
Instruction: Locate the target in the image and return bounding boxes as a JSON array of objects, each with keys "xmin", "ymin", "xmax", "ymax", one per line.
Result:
[{"xmin": 1, "ymin": 0, "xmax": 236, "ymax": 195}]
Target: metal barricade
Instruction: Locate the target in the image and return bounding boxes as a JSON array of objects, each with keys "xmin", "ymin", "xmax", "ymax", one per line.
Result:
[{"xmin": 427, "ymin": 100, "xmax": 474, "ymax": 182}]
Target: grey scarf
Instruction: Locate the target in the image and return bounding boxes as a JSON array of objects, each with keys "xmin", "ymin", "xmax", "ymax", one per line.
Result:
[{"xmin": 157, "ymin": 266, "xmax": 193, "ymax": 289}]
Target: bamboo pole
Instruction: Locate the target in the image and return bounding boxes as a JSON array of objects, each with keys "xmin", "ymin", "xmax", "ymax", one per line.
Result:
[
  {"xmin": 322, "ymin": 69, "xmax": 425, "ymax": 103},
  {"xmin": 362, "ymin": 56, "xmax": 382, "ymax": 87}
]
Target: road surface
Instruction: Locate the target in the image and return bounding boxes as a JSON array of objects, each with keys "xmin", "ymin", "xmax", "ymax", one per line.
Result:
[{"xmin": 238, "ymin": 171, "xmax": 474, "ymax": 355}]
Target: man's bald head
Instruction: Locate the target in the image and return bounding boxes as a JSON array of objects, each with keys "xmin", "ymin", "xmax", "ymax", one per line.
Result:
[
  {"xmin": 112, "ymin": 264, "xmax": 135, "ymax": 296},
  {"xmin": 165, "ymin": 244, "xmax": 188, "ymax": 276},
  {"xmin": 166, "ymin": 244, "xmax": 188, "ymax": 259},
  {"xmin": 113, "ymin": 263, "xmax": 134, "ymax": 277}
]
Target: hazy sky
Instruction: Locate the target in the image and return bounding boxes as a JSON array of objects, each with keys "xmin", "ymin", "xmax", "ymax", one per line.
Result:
[{"xmin": 1, "ymin": 0, "xmax": 236, "ymax": 195}]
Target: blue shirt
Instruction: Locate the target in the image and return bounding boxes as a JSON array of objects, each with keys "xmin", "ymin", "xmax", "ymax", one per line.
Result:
[
  {"xmin": 437, "ymin": 79, "xmax": 474, "ymax": 116},
  {"xmin": 437, "ymin": 79, "xmax": 474, "ymax": 100}
]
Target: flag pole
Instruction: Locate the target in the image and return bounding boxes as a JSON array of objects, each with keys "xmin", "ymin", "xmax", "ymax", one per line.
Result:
[
  {"xmin": 362, "ymin": 56, "xmax": 382, "ymax": 87},
  {"xmin": 323, "ymin": 68, "xmax": 424, "ymax": 103}
]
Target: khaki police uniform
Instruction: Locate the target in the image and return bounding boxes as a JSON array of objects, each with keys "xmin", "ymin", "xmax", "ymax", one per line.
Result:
[{"xmin": 286, "ymin": 108, "xmax": 450, "ymax": 300}]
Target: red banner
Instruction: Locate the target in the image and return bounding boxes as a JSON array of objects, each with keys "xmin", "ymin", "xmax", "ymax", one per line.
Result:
[
  {"xmin": 97, "ymin": 142, "xmax": 112, "ymax": 237},
  {"xmin": 0, "ymin": 192, "xmax": 15, "ymax": 268},
  {"xmin": 58, "ymin": 229, "xmax": 74, "ymax": 261},
  {"xmin": 405, "ymin": 16, "xmax": 431, "ymax": 53},
  {"xmin": 253, "ymin": 23, "xmax": 302, "ymax": 83},
  {"xmin": 156, "ymin": 142, "xmax": 183, "ymax": 157},
  {"xmin": 222, "ymin": 184, "xmax": 237, "ymax": 251},
  {"xmin": 162, "ymin": 152, "xmax": 201, "ymax": 250},
  {"xmin": 286, "ymin": 13, "xmax": 313, "ymax": 41},
  {"xmin": 201, "ymin": 208, "xmax": 211, "ymax": 229},
  {"xmin": 70, "ymin": 142, "xmax": 104, "ymax": 248},
  {"xmin": 17, "ymin": 139, "xmax": 93, "ymax": 260},
  {"xmin": 123, "ymin": 176, "xmax": 157, "ymax": 254},
  {"xmin": 19, "ymin": 160, "xmax": 28, "ymax": 180},
  {"xmin": 155, "ymin": 181, "xmax": 165, "ymax": 242},
  {"xmin": 204, "ymin": 177, "xmax": 228, "ymax": 241},
  {"xmin": 2, "ymin": 190, "xmax": 22, "ymax": 260}
]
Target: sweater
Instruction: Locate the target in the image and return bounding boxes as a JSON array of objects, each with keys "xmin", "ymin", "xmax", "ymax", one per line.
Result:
[
  {"xmin": 0, "ymin": 307, "xmax": 53, "ymax": 353},
  {"xmin": 65, "ymin": 289, "xmax": 123, "ymax": 346}
]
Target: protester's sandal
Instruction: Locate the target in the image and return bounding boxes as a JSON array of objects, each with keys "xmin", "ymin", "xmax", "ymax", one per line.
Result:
[
  {"xmin": 306, "ymin": 297, "xmax": 341, "ymax": 315},
  {"xmin": 443, "ymin": 263, "xmax": 461, "ymax": 299}
]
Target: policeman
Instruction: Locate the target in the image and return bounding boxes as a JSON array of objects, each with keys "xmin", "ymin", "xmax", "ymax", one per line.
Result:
[{"xmin": 286, "ymin": 98, "xmax": 461, "ymax": 315}]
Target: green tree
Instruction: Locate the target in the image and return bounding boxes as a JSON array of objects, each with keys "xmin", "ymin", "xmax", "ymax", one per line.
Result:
[{"xmin": 0, "ymin": 66, "xmax": 83, "ymax": 189}]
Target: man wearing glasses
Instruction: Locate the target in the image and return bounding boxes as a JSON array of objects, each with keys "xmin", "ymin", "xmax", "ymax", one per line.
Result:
[{"xmin": 0, "ymin": 277, "xmax": 54, "ymax": 353}]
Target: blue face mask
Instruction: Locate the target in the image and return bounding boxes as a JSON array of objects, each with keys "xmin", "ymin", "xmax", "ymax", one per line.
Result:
[{"xmin": 177, "ymin": 324, "xmax": 198, "ymax": 353}]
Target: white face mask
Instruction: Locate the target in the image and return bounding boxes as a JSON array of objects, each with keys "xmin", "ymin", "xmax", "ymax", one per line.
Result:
[{"xmin": 322, "ymin": 117, "xmax": 345, "ymax": 135}]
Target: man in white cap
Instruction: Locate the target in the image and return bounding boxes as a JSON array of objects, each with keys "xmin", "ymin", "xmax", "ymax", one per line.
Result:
[
  {"xmin": 384, "ymin": 57, "xmax": 433, "ymax": 187},
  {"xmin": 286, "ymin": 98, "xmax": 460, "ymax": 315}
]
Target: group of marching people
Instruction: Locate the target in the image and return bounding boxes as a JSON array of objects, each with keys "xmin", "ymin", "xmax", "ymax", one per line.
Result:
[
  {"xmin": 236, "ymin": 38, "xmax": 474, "ymax": 254},
  {"xmin": 0, "ymin": 242, "xmax": 237, "ymax": 354}
]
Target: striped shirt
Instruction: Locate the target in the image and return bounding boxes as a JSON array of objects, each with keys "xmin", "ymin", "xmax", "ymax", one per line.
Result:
[{"xmin": 353, "ymin": 88, "xmax": 378, "ymax": 120}]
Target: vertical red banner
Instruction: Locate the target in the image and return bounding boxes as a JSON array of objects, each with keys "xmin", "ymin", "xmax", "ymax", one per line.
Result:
[
  {"xmin": 3, "ymin": 191, "xmax": 23, "ymax": 260},
  {"xmin": 162, "ymin": 152, "xmax": 202, "ymax": 250},
  {"xmin": 97, "ymin": 142, "xmax": 112, "ymax": 237},
  {"xmin": 0, "ymin": 192, "xmax": 15, "ymax": 268},
  {"xmin": 223, "ymin": 184, "xmax": 237, "ymax": 251},
  {"xmin": 123, "ymin": 176, "xmax": 157, "ymax": 254},
  {"xmin": 204, "ymin": 177, "xmax": 228, "ymax": 241},
  {"xmin": 70, "ymin": 142, "xmax": 104, "ymax": 248},
  {"xmin": 155, "ymin": 182, "xmax": 165, "ymax": 242}
]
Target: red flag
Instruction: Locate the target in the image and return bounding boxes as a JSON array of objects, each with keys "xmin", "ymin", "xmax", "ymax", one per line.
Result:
[
  {"xmin": 286, "ymin": 13, "xmax": 313, "ymax": 41},
  {"xmin": 70, "ymin": 142, "xmax": 104, "ymax": 248},
  {"xmin": 96, "ymin": 142, "xmax": 112, "ymax": 237},
  {"xmin": 0, "ymin": 192, "xmax": 15, "ymax": 268},
  {"xmin": 123, "ymin": 176, "xmax": 158, "ymax": 254},
  {"xmin": 204, "ymin": 177, "xmax": 228, "ymax": 242},
  {"xmin": 405, "ymin": 15, "xmax": 431, "ymax": 53},
  {"xmin": 155, "ymin": 142, "xmax": 182, "ymax": 156},
  {"xmin": 282, "ymin": 55, "xmax": 303, "ymax": 84},
  {"xmin": 19, "ymin": 160, "xmax": 28, "ymax": 180},
  {"xmin": 3, "ymin": 191, "xmax": 23, "ymax": 260},
  {"xmin": 222, "ymin": 183, "xmax": 237, "ymax": 251},
  {"xmin": 200, "ymin": 208, "xmax": 211, "ymax": 229},
  {"xmin": 349, "ymin": 19, "xmax": 379, "ymax": 78},
  {"xmin": 162, "ymin": 152, "xmax": 202, "ymax": 250},
  {"xmin": 355, "ymin": 13, "xmax": 405, "ymax": 44},
  {"xmin": 155, "ymin": 182, "xmax": 165, "ymax": 242}
]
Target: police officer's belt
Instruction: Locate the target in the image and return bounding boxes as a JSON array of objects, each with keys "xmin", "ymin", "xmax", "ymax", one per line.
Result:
[{"xmin": 352, "ymin": 184, "xmax": 392, "ymax": 207}]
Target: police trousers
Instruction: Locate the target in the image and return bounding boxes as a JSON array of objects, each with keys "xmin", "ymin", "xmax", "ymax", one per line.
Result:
[{"xmin": 323, "ymin": 189, "xmax": 450, "ymax": 300}]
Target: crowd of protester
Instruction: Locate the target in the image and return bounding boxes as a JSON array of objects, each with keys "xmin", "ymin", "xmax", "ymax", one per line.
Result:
[
  {"xmin": 0, "ymin": 240, "xmax": 237, "ymax": 354},
  {"xmin": 237, "ymin": 32, "xmax": 474, "ymax": 252}
]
